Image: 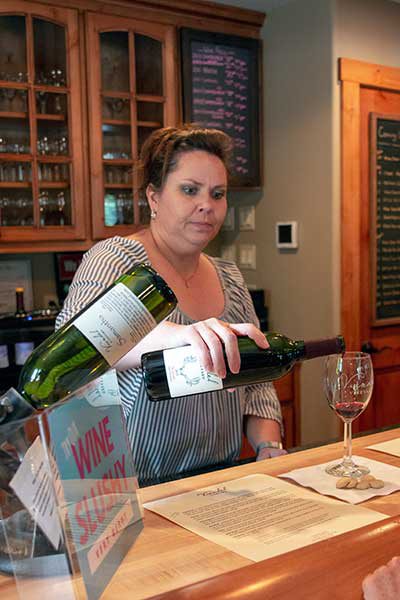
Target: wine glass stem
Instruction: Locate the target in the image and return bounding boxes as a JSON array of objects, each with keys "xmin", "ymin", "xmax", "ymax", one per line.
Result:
[{"xmin": 343, "ymin": 421, "xmax": 353, "ymax": 466}]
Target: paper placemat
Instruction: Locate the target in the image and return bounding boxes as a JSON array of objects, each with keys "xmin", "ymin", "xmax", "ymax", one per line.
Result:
[
  {"xmin": 367, "ymin": 438, "xmax": 400, "ymax": 458},
  {"xmin": 279, "ymin": 455, "xmax": 400, "ymax": 504}
]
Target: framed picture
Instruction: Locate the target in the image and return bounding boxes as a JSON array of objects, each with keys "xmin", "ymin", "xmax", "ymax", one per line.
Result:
[
  {"xmin": 0, "ymin": 259, "xmax": 33, "ymax": 313},
  {"xmin": 181, "ymin": 28, "xmax": 262, "ymax": 188}
]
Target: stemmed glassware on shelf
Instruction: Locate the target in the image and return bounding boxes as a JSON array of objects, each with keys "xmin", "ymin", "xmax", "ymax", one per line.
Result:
[{"xmin": 324, "ymin": 352, "xmax": 374, "ymax": 478}]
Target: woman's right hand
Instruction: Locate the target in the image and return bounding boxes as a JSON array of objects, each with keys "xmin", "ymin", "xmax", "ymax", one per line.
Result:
[{"xmin": 115, "ymin": 319, "xmax": 269, "ymax": 375}]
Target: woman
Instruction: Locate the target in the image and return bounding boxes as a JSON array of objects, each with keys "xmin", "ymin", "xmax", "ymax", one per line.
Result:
[{"xmin": 57, "ymin": 125, "xmax": 284, "ymax": 485}]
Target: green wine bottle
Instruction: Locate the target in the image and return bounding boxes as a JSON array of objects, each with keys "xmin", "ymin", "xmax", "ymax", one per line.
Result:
[
  {"xmin": 142, "ymin": 332, "xmax": 345, "ymax": 401},
  {"xmin": 18, "ymin": 264, "xmax": 177, "ymax": 408}
]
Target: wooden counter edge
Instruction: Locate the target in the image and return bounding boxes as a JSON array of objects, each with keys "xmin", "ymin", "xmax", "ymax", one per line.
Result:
[{"xmin": 149, "ymin": 515, "xmax": 400, "ymax": 600}]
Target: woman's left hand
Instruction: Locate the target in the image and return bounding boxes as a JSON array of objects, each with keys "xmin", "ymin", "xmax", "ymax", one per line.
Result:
[{"xmin": 256, "ymin": 447, "xmax": 288, "ymax": 460}]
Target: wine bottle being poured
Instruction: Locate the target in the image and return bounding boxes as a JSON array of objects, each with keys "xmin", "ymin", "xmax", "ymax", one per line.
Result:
[
  {"xmin": 142, "ymin": 333, "xmax": 345, "ymax": 401},
  {"xmin": 18, "ymin": 264, "xmax": 177, "ymax": 408}
]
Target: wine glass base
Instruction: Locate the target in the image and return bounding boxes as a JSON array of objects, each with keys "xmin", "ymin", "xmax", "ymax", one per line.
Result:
[{"xmin": 325, "ymin": 461, "xmax": 370, "ymax": 478}]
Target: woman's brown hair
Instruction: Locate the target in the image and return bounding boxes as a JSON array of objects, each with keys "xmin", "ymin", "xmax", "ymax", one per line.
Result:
[{"xmin": 139, "ymin": 125, "xmax": 233, "ymax": 194}]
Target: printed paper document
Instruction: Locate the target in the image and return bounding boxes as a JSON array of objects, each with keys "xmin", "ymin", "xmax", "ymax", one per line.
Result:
[{"xmin": 144, "ymin": 474, "xmax": 386, "ymax": 562}]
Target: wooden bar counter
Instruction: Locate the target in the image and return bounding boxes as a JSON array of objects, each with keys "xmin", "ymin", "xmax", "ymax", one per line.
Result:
[{"xmin": 1, "ymin": 428, "xmax": 400, "ymax": 600}]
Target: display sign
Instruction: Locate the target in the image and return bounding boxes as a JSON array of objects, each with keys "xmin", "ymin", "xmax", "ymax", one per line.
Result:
[
  {"xmin": 47, "ymin": 371, "xmax": 143, "ymax": 600},
  {"xmin": 370, "ymin": 114, "xmax": 400, "ymax": 324},
  {"xmin": 55, "ymin": 252, "xmax": 84, "ymax": 304},
  {"xmin": 181, "ymin": 28, "xmax": 261, "ymax": 188}
]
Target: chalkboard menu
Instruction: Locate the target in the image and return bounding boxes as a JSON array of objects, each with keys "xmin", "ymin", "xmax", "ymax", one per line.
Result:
[
  {"xmin": 371, "ymin": 113, "xmax": 400, "ymax": 324},
  {"xmin": 181, "ymin": 28, "xmax": 261, "ymax": 188}
]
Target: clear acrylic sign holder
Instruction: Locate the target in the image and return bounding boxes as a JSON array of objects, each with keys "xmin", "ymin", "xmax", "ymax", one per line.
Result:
[{"xmin": 0, "ymin": 371, "xmax": 143, "ymax": 600}]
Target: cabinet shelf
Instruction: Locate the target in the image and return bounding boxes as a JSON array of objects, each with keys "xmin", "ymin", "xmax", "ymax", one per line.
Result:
[
  {"xmin": 136, "ymin": 94, "xmax": 164, "ymax": 103},
  {"xmin": 34, "ymin": 84, "xmax": 69, "ymax": 94},
  {"xmin": 137, "ymin": 120, "xmax": 162, "ymax": 128},
  {"xmin": 36, "ymin": 114, "xmax": 66, "ymax": 121},
  {"xmin": 38, "ymin": 182, "xmax": 69, "ymax": 188},
  {"xmin": 101, "ymin": 91, "xmax": 130, "ymax": 99},
  {"xmin": 103, "ymin": 118, "xmax": 131, "ymax": 126},
  {"xmin": 104, "ymin": 183, "xmax": 132, "ymax": 189},
  {"xmin": 37, "ymin": 156, "xmax": 70, "ymax": 163},
  {"xmin": 0, "ymin": 182, "xmax": 31, "ymax": 188},
  {"xmin": 0, "ymin": 154, "xmax": 32, "ymax": 161},
  {"xmin": 0, "ymin": 81, "xmax": 27, "ymax": 89},
  {"xmin": 103, "ymin": 158, "xmax": 133, "ymax": 165},
  {"xmin": 0, "ymin": 111, "xmax": 28, "ymax": 119}
]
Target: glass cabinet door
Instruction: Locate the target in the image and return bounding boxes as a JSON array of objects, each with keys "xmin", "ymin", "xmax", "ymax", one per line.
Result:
[
  {"xmin": 86, "ymin": 13, "xmax": 177, "ymax": 239},
  {"xmin": 0, "ymin": 3, "xmax": 85, "ymax": 243}
]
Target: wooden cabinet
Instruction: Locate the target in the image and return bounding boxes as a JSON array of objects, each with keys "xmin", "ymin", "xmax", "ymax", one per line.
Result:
[
  {"xmin": 0, "ymin": 1, "xmax": 86, "ymax": 244},
  {"xmin": 86, "ymin": 13, "xmax": 177, "ymax": 239},
  {"xmin": 0, "ymin": 0, "xmax": 263, "ymax": 253}
]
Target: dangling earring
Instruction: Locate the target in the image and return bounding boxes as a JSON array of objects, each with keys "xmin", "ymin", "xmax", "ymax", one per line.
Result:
[{"xmin": 150, "ymin": 209, "xmax": 157, "ymax": 220}]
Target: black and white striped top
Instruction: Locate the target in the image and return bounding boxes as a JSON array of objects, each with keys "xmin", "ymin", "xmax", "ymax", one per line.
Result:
[{"xmin": 56, "ymin": 236, "xmax": 282, "ymax": 485}]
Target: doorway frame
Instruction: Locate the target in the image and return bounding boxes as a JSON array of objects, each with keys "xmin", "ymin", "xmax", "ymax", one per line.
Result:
[{"xmin": 339, "ymin": 58, "xmax": 400, "ymax": 350}]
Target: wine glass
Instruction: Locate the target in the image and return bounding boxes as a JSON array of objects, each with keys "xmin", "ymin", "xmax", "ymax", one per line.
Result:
[{"xmin": 324, "ymin": 352, "xmax": 374, "ymax": 478}]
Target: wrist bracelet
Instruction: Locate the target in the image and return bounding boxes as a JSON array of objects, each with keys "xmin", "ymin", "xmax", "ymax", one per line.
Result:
[{"xmin": 256, "ymin": 440, "xmax": 283, "ymax": 453}]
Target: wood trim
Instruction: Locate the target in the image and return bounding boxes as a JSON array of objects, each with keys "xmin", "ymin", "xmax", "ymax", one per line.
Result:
[
  {"xmin": 128, "ymin": 0, "xmax": 266, "ymax": 27},
  {"xmin": 340, "ymin": 58, "xmax": 400, "ymax": 92},
  {"xmin": 13, "ymin": 0, "xmax": 264, "ymax": 38},
  {"xmin": 341, "ymin": 79, "xmax": 361, "ymax": 350},
  {"xmin": 339, "ymin": 58, "xmax": 400, "ymax": 350},
  {"xmin": 152, "ymin": 516, "xmax": 400, "ymax": 600}
]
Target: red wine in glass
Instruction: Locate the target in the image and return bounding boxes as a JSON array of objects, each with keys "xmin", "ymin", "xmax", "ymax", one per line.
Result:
[{"xmin": 334, "ymin": 401, "xmax": 365, "ymax": 421}]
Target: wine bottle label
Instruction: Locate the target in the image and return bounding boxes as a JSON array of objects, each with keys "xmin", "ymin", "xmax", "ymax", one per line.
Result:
[
  {"xmin": 163, "ymin": 346, "xmax": 223, "ymax": 397},
  {"xmin": 74, "ymin": 282, "xmax": 156, "ymax": 365}
]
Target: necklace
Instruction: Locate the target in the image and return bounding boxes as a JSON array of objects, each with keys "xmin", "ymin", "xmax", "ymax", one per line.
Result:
[{"xmin": 150, "ymin": 230, "xmax": 200, "ymax": 288}]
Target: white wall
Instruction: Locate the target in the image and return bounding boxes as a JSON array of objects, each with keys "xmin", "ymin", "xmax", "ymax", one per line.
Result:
[
  {"xmin": 217, "ymin": 0, "xmax": 338, "ymax": 445},
  {"xmin": 215, "ymin": 0, "xmax": 400, "ymax": 445}
]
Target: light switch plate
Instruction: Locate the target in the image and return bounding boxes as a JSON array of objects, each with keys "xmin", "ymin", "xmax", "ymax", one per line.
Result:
[
  {"xmin": 238, "ymin": 205, "xmax": 255, "ymax": 231},
  {"xmin": 220, "ymin": 244, "xmax": 236, "ymax": 262},
  {"xmin": 239, "ymin": 244, "xmax": 256, "ymax": 270},
  {"xmin": 276, "ymin": 221, "xmax": 298, "ymax": 249},
  {"xmin": 221, "ymin": 206, "xmax": 235, "ymax": 231}
]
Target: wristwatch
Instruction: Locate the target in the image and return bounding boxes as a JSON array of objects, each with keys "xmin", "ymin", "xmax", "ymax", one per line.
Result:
[{"xmin": 256, "ymin": 440, "xmax": 283, "ymax": 453}]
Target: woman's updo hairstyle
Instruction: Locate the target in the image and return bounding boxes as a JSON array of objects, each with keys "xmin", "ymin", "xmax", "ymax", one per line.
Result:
[{"xmin": 139, "ymin": 124, "xmax": 233, "ymax": 194}]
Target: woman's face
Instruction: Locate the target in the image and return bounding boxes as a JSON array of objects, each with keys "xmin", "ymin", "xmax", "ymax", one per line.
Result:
[{"xmin": 147, "ymin": 150, "xmax": 228, "ymax": 252}]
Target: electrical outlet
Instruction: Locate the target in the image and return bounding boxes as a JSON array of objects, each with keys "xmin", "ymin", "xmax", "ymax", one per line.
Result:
[
  {"xmin": 238, "ymin": 205, "xmax": 256, "ymax": 231},
  {"xmin": 239, "ymin": 244, "xmax": 256, "ymax": 270}
]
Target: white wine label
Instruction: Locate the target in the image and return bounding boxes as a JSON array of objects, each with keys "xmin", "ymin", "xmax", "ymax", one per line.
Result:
[
  {"xmin": 164, "ymin": 346, "xmax": 223, "ymax": 397},
  {"xmin": 74, "ymin": 283, "xmax": 157, "ymax": 365}
]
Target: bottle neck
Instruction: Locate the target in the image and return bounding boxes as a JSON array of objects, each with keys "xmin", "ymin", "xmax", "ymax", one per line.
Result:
[{"xmin": 302, "ymin": 336, "xmax": 345, "ymax": 360}]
